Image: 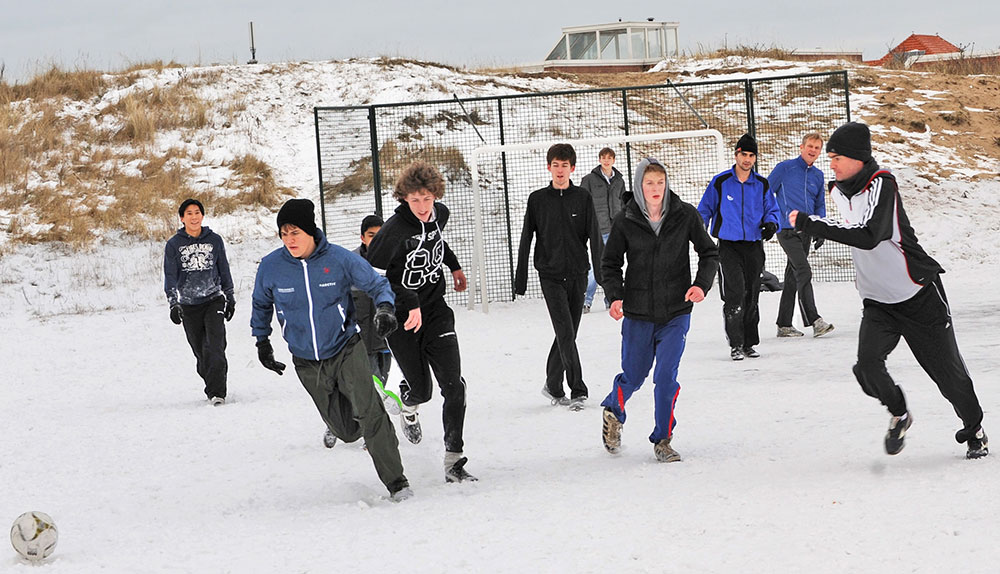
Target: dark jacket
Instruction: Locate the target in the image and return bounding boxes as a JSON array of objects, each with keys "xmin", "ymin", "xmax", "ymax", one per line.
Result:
[
  {"xmin": 602, "ymin": 191, "xmax": 719, "ymax": 324},
  {"xmin": 697, "ymin": 167, "xmax": 781, "ymax": 241},
  {"xmin": 163, "ymin": 225, "xmax": 234, "ymax": 306},
  {"xmin": 366, "ymin": 202, "xmax": 461, "ymax": 319},
  {"xmin": 250, "ymin": 230, "xmax": 394, "ymax": 361},
  {"xmin": 580, "ymin": 165, "xmax": 626, "ymax": 235},
  {"xmin": 514, "ymin": 182, "xmax": 603, "ymax": 294},
  {"xmin": 351, "ymin": 243, "xmax": 389, "ymax": 354},
  {"xmin": 795, "ymin": 160, "xmax": 943, "ymax": 304}
]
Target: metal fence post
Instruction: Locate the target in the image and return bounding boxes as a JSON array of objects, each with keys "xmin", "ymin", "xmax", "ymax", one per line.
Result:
[
  {"xmin": 842, "ymin": 71, "xmax": 851, "ymax": 122},
  {"xmin": 313, "ymin": 108, "xmax": 327, "ymax": 232},
  {"xmin": 497, "ymin": 98, "xmax": 516, "ymax": 301},
  {"xmin": 368, "ymin": 106, "xmax": 383, "ymax": 218},
  {"xmin": 621, "ymin": 89, "xmax": 633, "ymax": 188},
  {"xmin": 745, "ymin": 79, "xmax": 757, "ymax": 139}
]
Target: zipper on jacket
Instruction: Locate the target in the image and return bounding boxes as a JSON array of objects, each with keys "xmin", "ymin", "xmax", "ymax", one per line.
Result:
[{"xmin": 300, "ymin": 259, "xmax": 320, "ymax": 361}]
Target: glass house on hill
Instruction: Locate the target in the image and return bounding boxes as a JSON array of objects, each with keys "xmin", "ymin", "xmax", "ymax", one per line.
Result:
[{"xmin": 543, "ymin": 20, "xmax": 680, "ymax": 72}]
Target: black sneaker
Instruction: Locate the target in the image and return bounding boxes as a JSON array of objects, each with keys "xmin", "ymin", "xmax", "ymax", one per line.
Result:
[
  {"xmin": 445, "ymin": 456, "xmax": 478, "ymax": 483},
  {"xmin": 743, "ymin": 346, "xmax": 760, "ymax": 358},
  {"xmin": 967, "ymin": 428, "xmax": 989, "ymax": 459},
  {"xmin": 730, "ymin": 347, "xmax": 745, "ymax": 361},
  {"xmin": 884, "ymin": 412, "xmax": 913, "ymax": 455}
]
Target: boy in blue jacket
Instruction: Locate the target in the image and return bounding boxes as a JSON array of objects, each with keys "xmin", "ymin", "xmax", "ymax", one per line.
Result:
[
  {"xmin": 600, "ymin": 159, "xmax": 718, "ymax": 462},
  {"xmin": 164, "ymin": 198, "xmax": 235, "ymax": 405},
  {"xmin": 251, "ymin": 199, "xmax": 412, "ymax": 501},
  {"xmin": 698, "ymin": 134, "xmax": 781, "ymax": 361}
]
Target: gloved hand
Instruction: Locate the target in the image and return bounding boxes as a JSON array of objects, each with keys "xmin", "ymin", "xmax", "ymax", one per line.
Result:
[
  {"xmin": 374, "ymin": 303, "xmax": 398, "ymax": 339},
  {"xmin": 170, "ymin": 304, "xmax": 183, "ymax": 325},
  {"xmin": 224, "ymin": 294, "xmax": 236, "ymax": 322},
  {"xmin": 256, "ymin": 339, "xmax": 286, "ymax": 375},
  {"xmin": 760, "ymin": 222, "xmax": 778, "ymax": 241},
  {"xmin": 813, "ymin": 236, "xmax": 825, "ymax": 251}
]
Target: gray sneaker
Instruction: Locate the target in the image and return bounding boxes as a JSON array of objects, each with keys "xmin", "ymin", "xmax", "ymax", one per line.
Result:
[
  {"xmin": 390, "ymin": 486, "xmax": 414, "ymax": 502},
  {"xmin": 813, "ymin": 318, "xmax": 835, "ymax": 338},
  {"xmin": 654, "ymin": 438, "xmax": 681, "ymax": 462},
  {"xmin": 399, "ymin": 405, "xmax": 422, "ymax": 444},
  {"xmin": 602, "ymin": 408, "xmax": 622, "ymax": 454},
  {"xmin": 541, "ymin": 387, "xmax": 571, "ymax": 406},
  {"xmin": 568, "ymin": 396, "xmax": 587, "ymax": 412},
  {"xmin": 777, "ymin": 326, "xmax": 805, "ymax": 338}
]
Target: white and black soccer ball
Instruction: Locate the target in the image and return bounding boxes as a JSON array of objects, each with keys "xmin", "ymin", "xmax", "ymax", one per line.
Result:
[{"xmin": 10, "ymin": 511, "xmax": 58, "ymax": 561}]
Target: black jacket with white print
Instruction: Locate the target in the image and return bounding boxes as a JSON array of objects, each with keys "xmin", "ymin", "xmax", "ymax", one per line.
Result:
[{"xmin": 163, "ymin": 226, "xmax": 234, "ymax": 306}]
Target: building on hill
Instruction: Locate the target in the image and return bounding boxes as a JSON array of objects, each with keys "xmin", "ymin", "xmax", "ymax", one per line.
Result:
[
  {"xmin": 539, "ymin": 20, "xmax": 680, "ymax": 73},
  {"xmin": 866, "ymin": 33, "xmax": 1000, "ymax": 70}
]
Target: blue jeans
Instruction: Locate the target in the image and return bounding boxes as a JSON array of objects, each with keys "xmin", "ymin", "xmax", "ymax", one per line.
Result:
[
  {"xmin": 601, "ymin": 314, "xmax": 690, "ymax": 442},
  {"xmin": 585, "ymin": 232, "xmax": 610, "ymax": 307}
]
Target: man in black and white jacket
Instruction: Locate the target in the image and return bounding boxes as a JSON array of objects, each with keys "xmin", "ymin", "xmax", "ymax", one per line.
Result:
[{"xmin": 791, "ymin": 122, "xmax": 987, "ymax": 459}]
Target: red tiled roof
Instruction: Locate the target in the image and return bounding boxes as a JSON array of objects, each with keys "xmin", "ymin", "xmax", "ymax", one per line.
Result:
[{"xmin": 871, "ymin": 34, "xmax": 961, "ymax": 65}]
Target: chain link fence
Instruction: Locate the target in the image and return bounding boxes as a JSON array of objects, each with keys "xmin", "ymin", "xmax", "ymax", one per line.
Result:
[{"xmin": 314, "ymin": 71, "xmax": 852, "ymax": 308}]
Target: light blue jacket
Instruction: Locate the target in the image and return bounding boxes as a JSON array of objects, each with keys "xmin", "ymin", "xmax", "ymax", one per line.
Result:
[
  {"xmin": 767, "ymin": 156, "xmax": 826, "ymax": 230},
  {"xmin": 251, "ymin": 230, "xmax": 394, "ymax": 361}
]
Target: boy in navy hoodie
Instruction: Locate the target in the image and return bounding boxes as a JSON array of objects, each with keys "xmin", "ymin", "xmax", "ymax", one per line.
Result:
[{"xmin": 163, "ymin": 198, "xmax": 235, "ymax": 405}]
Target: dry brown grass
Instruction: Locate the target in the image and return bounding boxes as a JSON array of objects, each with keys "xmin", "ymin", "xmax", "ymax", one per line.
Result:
[{"xmin": 0, "ymin": 66, "xmax": 107, "ymax": 102}]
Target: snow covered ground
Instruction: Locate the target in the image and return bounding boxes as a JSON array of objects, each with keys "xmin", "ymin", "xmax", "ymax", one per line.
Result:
[{"xmin": 2, "ymin": 240, "xmax": 998, "ymax": 571}]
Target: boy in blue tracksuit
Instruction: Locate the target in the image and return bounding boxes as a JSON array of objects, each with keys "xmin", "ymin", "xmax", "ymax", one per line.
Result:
[
  {"xmin": 599, "ymin": 159, "xmax": 718, "ymax": 462},
  {"xmin": 164, "ymin": 198, "xmax": 235, "ymax": 405},
  {"xmin": 697, "ymin": 134, "xmax": 781, "ymax": 360},
  {"xmin": 768, "ymin": 133, "xmax": 834, "ymax": 339},
  {"xmin": 251, "ymin": 198, "xmax": 412, "ymax": 501}
]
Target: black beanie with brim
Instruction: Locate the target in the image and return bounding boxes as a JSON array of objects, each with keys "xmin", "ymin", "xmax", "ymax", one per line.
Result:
[{"xmin": 276, "ymin": 199, "xmax": 318, "ymax": 237}]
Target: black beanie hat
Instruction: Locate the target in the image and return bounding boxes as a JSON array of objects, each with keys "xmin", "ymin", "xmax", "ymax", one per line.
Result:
[
  {"xmin": 276, "ymin": 199, "xmax": 317, "ymax": 237},
  {"xmin": 360, "ymin": 214, "xmax": 384, "ymax": 235},
  {"xmin": 178, "ymin": 198, "xmax": 204, "ymax": 218},
  {"xmin": 735, "ymin": 133, "xmax": 758, "ymax": 155},
  {"xmin": 827, "ymin": 122, "xmax": 872, "ymax": 162}
]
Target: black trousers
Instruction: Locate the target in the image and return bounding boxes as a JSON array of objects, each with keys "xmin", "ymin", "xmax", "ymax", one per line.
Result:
[
  {"xmin": 853, "ymin": 277, "xmax": 984, "ymax": 440},
  {"xmin": 539, "ymin": 274, "xmax": 588, "ymax": 400},
  {"xmin": 292, "ymin": 336, "xmax": 408, "ymax": 494},
  {"xmin": 387, "ymin": 301, "xmax": 466, "ymax": 453},
  {"xmin": 181, "ymin": 296, "xmax": 228, "ymax": 399},
  {"xmin": 776, "ymin": 229, "xmax": 820, "ymax": 328},
  {"xmin": 717, "ymin": 240, "xmax": 765, "ymax": 349}
]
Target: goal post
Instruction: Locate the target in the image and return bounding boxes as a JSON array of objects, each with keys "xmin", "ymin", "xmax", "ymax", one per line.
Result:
[{"xmin": 468, "ymin": 129, "xmax": 728, "ymax": 313}]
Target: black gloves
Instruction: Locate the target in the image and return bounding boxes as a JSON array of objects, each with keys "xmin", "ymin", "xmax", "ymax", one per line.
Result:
[
  {"xmin": 813, "ymin": 236, "xmax": 825, "ymax": 251},
  {"xmin": 256, "ymin": 339, "xmax": 286, "ymax": 375},
  {"xmin": 760, "ymin": 222, "xmax": 778, "ymax": 241},
  {"xmin": 374, "ymin": 303, "xmax": 398, "ymax": 339},
  {"xmin": 224, "ymin": 294, "xmax": 236, "ymax": 322},
  {"xmin": 170, "ymin": 304, "xmax": 183, "ymax": 325}
]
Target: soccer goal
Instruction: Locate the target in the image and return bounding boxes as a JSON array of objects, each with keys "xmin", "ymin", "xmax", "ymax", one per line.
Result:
[{"xmin": 467, "ymin": 129, "xmax": 728, "ymax": 313}]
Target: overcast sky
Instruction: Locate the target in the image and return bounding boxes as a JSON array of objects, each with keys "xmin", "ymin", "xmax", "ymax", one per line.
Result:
[{"xmin": 2, "ymin": 1, "xmax": 998, "ymax": 82}]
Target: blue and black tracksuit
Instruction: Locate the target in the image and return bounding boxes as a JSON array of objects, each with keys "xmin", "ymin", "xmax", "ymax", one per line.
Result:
[{"xmin": 698, "ymin": 167, "xmax": 781, "ymax": 349}]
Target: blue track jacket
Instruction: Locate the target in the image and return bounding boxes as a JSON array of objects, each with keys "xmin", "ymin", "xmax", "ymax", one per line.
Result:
[
  {"xmin": 697, "ymin": 167, "xmax": 780, "ymax": 241},
  {"xmin": 767, "ymin": 156, "xmax": 826, "ymax": 230},
  {"xmin": 251, "ymin": 230, "xmax": 394, "ymax": 361}
]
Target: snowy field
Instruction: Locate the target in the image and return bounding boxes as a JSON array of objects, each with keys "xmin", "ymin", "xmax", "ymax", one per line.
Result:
[{"xmin": 2, "ymin": 247, "xmax": 998, "ymax": 572}]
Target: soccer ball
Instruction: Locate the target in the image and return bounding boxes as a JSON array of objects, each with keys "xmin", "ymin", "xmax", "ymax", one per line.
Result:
[{"xmin": 10, "ymin": 511, "xmax": 58, "ymax": 561}]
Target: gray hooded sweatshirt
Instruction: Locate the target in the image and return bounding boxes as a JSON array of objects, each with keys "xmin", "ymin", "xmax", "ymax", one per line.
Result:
[{"xmin": 631, "ymin": 158, "xmax": 670, "ymax": 235}]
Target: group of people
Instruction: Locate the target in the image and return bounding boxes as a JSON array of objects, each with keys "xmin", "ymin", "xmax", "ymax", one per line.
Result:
[{"xmin": 162, "ymin": 121, "xmax": 988, "ymax": 502}]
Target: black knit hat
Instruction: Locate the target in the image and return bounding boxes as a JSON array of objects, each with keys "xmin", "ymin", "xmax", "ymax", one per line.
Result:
[
  {"xmin": 178, "ymin": 198, "xmax": 204, "ymax": 218},
  {"xmin": 827, "ymin": 122, "xmax": 872, "ymax": 162},
  {"xmin": 276, "ymin": 199, "xmax": 317, "ymax": 237},
  {"xmin": 735, "ymin": 133, "xmax": 758, "ymax": 155},
  {"xmin": 360, "ymin": 214, "xmax": 384, "ymax": 235}
]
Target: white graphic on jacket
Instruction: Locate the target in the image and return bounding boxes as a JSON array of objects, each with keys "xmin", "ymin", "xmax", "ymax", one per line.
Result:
[
  {"xmin": 402, "ymin": 227, "xmax": 445, "ymax": 290},
  {"xmin": 179, "ymin": 243, "xmax": 215, "ymax": 272}
]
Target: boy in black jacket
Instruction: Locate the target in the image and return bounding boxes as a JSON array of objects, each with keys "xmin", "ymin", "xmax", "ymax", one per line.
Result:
[
  {"xmin": 163, "ymin": 198, "xmax": 235, "ymax": 405},
  {"xmin": 514, "ymin": 143, "xmax": 604, "ymax": 411},
  {"xmin": 791, "ymin": 122, "xmax": 987, "ymax": 459},
  {"xmin": 366, "ymin": 161, "xmax": 477, "ymax": 483},
  {"xmin": 599, "ymin": 159, "xmax": 719, "ymax": 462}
]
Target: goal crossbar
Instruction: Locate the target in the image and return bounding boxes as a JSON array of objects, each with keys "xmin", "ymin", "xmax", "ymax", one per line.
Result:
[{"xmin": 468, "ymin": 129, "xmax": 726, "ymax": 312}]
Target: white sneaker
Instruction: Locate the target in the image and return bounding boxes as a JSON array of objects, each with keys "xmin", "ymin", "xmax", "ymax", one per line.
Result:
[
  {"xmin": 209, "ymin": 396, "xmax": 225, "ymax": 406},
  {"xmin": 390, "ymin": 486, "xmax": 414, "ymax": 502},
  {"xmin": 399, "ymin": 404, "xmax": 422, "ymax": 444},
  {"xmin": 777, "ymin": 326, "xmax": 805, "ymax": 338},
  {"xmin": 444, "ymin": 453, "xmax": 478, "ymax": 483},
  {"xmin": 568, "ymin": 396, "xmax": 587, "ymax": 412},
  {"xmin": 813, "ymin": 317, "xmax": 835, "ymax": 338}
]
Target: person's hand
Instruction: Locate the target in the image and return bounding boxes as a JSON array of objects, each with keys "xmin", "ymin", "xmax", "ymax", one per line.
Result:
[
  {"xmin": 170, "ymin": 304, "xmax": 183, "ymax": 325},
  {"xmin": 224, "ymin": 295, "xmax": 236, "ymax": 322},
  {"xmin": 609, "ymin": 300, "xmax": 624, "ymax": 321},
  {"xmin": 813, "ymin": 236, "xmax": 825, "ymax": 251},
  {"xmin": 374, "ymin": 303, "xmax": 398, "ymax": 338},
  {"xmin": 256, "ymin": 339, "xmax": 286, "ymax": 375},
  {"xmin": 789, "ymin": 210, "xmax": 799, "ymax": 228},
  {"xmin": 684, "ymin": 286, "xmax": 705, "ymax": 303},
  {"xmin": 760, "ymin": 221, "xmax": 777, "ymax": 241},
  {"xmin": 404, "ymin": 308, "xmax": 422, "ymax": 332},
  {"xmin": 452, "ymin": 270, "xmax": 467, "ymax": 292}
]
